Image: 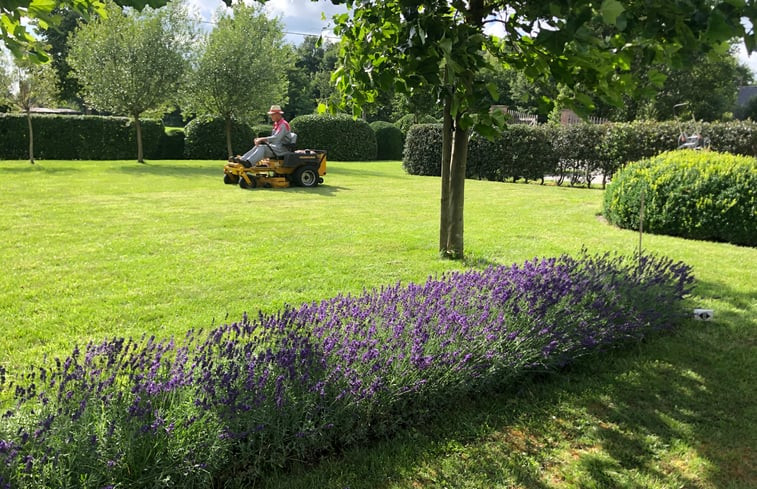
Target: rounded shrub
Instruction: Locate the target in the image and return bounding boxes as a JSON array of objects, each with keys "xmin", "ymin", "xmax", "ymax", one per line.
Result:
[
  {"xmin": 402, "ymin": 123, "xmax": 443, "ymax": 176},
  {"xmin": 395, "ymin": 113, "xmax": 439, "ymax": 135},
  {"xmin": 603, "ymin": 150, "xmax": 757, "ymax": 246},
  {"xmin": 370, "ymin": 121, "xmax": 405, "ymax": 160},
  {"xmin": 184, "ymin": 115, "xmax": 254, "ymax": 160},
  {"xmin": 290, "ymin": 114, "xmax": 377, "ymax": 161}
]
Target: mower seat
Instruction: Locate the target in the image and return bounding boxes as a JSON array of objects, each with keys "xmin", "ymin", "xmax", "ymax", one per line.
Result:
[{"xmin": 283, "ymin": 133, "xmax": 297, "ymax": 152}]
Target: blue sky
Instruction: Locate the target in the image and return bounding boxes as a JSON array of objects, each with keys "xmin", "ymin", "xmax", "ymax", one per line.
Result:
[{"xmin": 188, "ymin": 0, "xmax": 757, "ymax": 75}]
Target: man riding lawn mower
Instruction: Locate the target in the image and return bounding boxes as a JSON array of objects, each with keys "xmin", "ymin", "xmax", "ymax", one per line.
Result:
[{"xmin": 223, "ymin": 105, "xmax": 327, "ymax": 189}]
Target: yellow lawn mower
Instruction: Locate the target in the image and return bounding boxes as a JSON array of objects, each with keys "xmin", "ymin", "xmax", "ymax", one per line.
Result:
[{"xmin": 223, "ymin": 134, "xmax": 327, "ymax": 189}]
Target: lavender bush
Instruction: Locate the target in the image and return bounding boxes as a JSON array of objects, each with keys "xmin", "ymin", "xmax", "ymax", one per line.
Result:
[{"xmin": 0, "ymin": 251, "xmax": 693, "ymax": 488}]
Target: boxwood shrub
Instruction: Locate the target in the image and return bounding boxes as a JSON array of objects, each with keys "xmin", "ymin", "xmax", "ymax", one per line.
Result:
[
  {"xmin": 603, "ymin": 150, "xmax": 757, "ymax": 246},
  {"xmin": 290, "ymin": 114, "xmax": 377, "ymax": 161},
  {"xmin": 184, "ymin": 115, "xmax": 254, "ymax": 160},
  {"xmin": 370, "ymin": 121, "xmax": 405, "ymax": 160},
  {"xmin": 402, "ymin": 123, "xmax": 443, "ymax": 176}
]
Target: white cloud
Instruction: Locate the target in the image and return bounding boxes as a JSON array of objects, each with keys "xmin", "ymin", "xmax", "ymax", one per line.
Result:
[{"xmin": 186, "ymin": 0, "xmax": 346, "ymax": 43}]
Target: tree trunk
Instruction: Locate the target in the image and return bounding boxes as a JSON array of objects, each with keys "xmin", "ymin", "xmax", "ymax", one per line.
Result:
[
  {"xmin": 225, "ymin": 116, "xmax": 233, "ymax": 158},
  {"xmin": 135, "ymin": 115, "xmax": 144, "ymax": 163},
  {"xmin": 26, "ymin": 109, "xmax": 34, "ymax": 165},
  {"xmin": 445, "ymin": 120, "xmax": 469, "ymax": 259},
  {"xmin": 439, "ymin": 94, "xmax": 453, "ymax": 253}
]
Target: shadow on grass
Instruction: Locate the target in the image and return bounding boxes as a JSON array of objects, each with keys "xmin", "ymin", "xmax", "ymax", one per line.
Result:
[
  {"xmin": 256, "ymin": 280, "xmax": 756, "ymax": 489},
  {"xmin": 0, "ymin": 163, "xmax": 84, "ymax": 175},
  {"xmin": 328, "ymin": 164, "xmax": 411, "ymax": 180},
  {"xmin": 116, "ymin": 162, "xmax": 221, "ymax": 178}
]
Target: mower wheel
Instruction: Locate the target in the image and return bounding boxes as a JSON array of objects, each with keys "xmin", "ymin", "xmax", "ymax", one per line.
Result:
[
  {"xmin": 294, "ymin": 166, "xmax": 319, "ymax": 187},
  {"xmin": 224, "ymin": 174, "xmax": 239, "ymax": 185},
  {"xmin": 239, "ymin": 175, "xmax": 257, "ymax": 189}
]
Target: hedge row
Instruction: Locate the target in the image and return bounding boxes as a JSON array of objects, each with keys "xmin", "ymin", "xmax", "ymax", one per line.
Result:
[
  {"xmin": 403, "ymin": 120, "xmax": 757, "ymax": 185},
  {"xmin": 182, "ymin": 114, "xmax": 379, "ymax": 161},
  {"xmin": 0, "ymin": 114, "xmax": 168, "ymax": 160}
]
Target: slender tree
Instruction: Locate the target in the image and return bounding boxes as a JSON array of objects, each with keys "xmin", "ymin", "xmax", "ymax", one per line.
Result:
[
  {"xmin": 182, "ymin": 2, "xmax": 291, "ymax": 158},
  {"xmin": 5, "ymin": 60, "xmax": 58, "ymax": 164},
  {"xmin": 330, "ymin": 0, "xmax": 756, "ymax": 259},
  {"xmin": 67, "ymin": 0, "xmax": 196, "ymax": 162}
]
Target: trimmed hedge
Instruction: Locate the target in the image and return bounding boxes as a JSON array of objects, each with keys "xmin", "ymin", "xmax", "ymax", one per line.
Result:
[
  {"xmin": 184, "ymin": 116, "xmax": 254, "ymax": 160},
  {"xmin": 156, "ymin": 127, "xmax": 185, "ymax": 160},
  {"xmin": 0, "ymin": 113, "xmax": 165, "ymax": 160},
  {"xmin": 603, "ymin": 150, "xmax": 757, "ymax": 246},
  {"xmin": 370, "ymin": 121, "xmax": 405, "ymax": 160},
  {"xmin": 290, "ymin": 114, "xmax": 377, "ymax": 161},
  {"xmin": 403, "ymin": 120, "xmax": 757, "ymax": 186}
]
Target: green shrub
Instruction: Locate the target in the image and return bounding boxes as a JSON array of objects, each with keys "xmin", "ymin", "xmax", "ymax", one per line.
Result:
[
  {"xmin": 370, "ymin": 121, "xmax": 405, "ymax": 160},
  {"xmin": 290, "ymin": 114, "xmax": 377, "ymax": 161},
  {"xmin": 184, "ymin": 116, "xmax": 254, "ymax": 160},
  {"xmin": 395, "ymin": 114, "xmax": 440, "ymax": 135},
  {"xmin": 402, "ymin": 123, "xmax": 443, "ymax": 176},
  {"xmin": 0, "ymin": 113, "xmax": 164, "ymax": 160},
  {"xmin": 603, "ymin": 150, "xmax": 757, "ymax": 246}
]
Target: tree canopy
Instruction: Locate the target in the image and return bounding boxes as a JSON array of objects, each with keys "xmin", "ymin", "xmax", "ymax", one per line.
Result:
[{"xmin": 0, "ymin": 0, "xmax": 170, "ymax": 63}]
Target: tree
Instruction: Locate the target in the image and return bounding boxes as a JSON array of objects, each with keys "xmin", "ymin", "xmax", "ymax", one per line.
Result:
[
  {"xmin": 591, "ymin": 48, "xmax": 754, "ymax": 121},
  {"xmin": 67, "ymin": 0, "xmax": 196, "ymax": 162},
  {"xmin": 285, "ymin": 36, "xmax": 339, "ymax": 119},
  {"xmin": 331, "ymin": 0, "xmax": 756, "ymax": 259},
  {"xmin": 0, "ymin": 51, "xmax": 12, "ymax": 111},
  {"xmin": 183, "ymin": 2, "xmax": 291, "ymax": 157},
  {"xmin": 1, "ymin": 0, "xmax": 170, "ymax": 63},
  {"xmin": 5, "ymin": 59, "xmax": 58, "ymax": 163},
  {"xmin": 40, "ymin": 8, "xmax": 87, "ymax": 109}
]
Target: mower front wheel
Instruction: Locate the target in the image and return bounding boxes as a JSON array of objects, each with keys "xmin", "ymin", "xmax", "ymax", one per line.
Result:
[
  {"xmin": 239, "ymin": 175, "xmax": 257, "ymax": 189},
  {"xmin": 294, "ymin": 166, "xmax": 319, "ymax": 187},
  {"xmin": 224, "ymin": 174, "xmax": 239, "ymax": 185}
]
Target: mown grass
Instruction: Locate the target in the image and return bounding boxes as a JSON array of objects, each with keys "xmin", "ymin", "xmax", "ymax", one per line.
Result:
[{"xmin": 0, "ymin": 159, "xmax": 754, "ymax": 488}]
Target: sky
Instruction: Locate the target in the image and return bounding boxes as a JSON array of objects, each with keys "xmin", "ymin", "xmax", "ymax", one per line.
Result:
[{"xmin": 181, "ymin": 0, "xmax": 757, "ymax": 76}]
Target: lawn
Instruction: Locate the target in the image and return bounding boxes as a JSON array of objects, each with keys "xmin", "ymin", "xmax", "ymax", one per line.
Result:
[{"xmin": 0, "ymin": 159, "xmax": 755, "ymax": 488}]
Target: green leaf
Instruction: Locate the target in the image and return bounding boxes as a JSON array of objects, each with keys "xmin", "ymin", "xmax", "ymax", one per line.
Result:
[
  {"xmin": 601, "ymin": 0, "xmax": 625, "ymax": 26},
  {"xmin": 486, "ymin": 82, "xmax": 499, "ymax": 101}
]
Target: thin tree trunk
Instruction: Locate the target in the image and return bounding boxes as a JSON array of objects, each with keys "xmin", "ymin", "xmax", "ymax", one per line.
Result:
[
  {"xmin": 226, "ymin": 116, "xmax": 233, "ymax": 158},
  {"xmin": 440, "ymin": 94, "xmax": 453, "ymax": 254},
  {"xmin": 135, "ymin": 115, "xmax": 144, "ymax": 163},
  {"xmin": 26, "ymin": 109, "xmax": 34, "ymax": 165},
  {"xmin": 446, "ymin": 120, "xmax": 469, "ymax": 259}
]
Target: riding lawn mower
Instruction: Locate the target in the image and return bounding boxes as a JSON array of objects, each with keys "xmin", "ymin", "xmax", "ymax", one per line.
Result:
[{"xmin": 223, "ymin": 133, "xmax": 327, "ymax": 189}]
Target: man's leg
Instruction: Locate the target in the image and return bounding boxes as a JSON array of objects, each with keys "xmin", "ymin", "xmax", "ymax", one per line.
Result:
[{"xmin": 240, "ymin": 146, "xmax": 271, "ymax": 167}]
